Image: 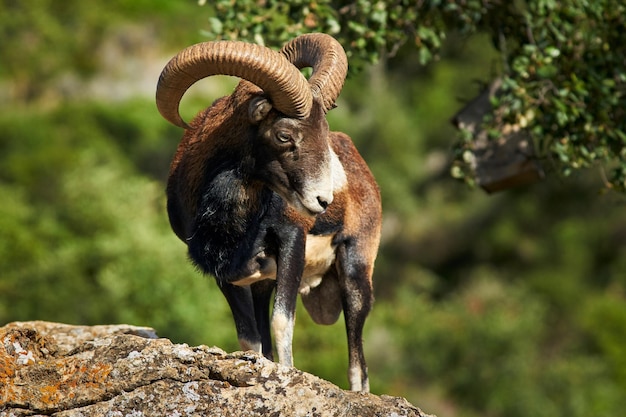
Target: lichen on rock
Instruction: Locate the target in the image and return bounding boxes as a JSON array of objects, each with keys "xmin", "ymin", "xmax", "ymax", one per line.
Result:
[{"xmin": 1, "ymin": 321, "xmax": 431, "ymax": 417}]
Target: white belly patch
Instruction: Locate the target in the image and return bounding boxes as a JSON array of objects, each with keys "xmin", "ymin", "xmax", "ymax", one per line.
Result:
[
  {"xmin": 231, "ymin": 234, "xmax": 336, "ymax": 291},
  {"xmin": 300, "ymin": 234, "xmax": 336, "ymax": 294}
]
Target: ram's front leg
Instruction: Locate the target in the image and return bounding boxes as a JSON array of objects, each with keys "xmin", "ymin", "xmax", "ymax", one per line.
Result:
[
  {"xmin": 271, "ymin": 226, "xmax": 306, "ymax": 367},
  {"xmin": 337, "ymin": 241, "xmax": 375, "ymax": 392}
]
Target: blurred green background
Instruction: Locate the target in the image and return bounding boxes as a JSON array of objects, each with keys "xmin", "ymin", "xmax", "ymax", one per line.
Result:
[{"xmin": 1, "ymin": 2, "xmax": 625, "ymax": 416}]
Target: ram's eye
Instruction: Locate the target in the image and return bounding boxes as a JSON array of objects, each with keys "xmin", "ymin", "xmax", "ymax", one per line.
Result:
[{"xmin": 276, "ymin": 131, "xmax": 291, "ymax": 143}]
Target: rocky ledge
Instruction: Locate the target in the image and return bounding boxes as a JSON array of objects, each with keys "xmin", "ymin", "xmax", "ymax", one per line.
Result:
[{"xmin": 0, "ymin": 321, "xmax": 431, "ymax": 417}]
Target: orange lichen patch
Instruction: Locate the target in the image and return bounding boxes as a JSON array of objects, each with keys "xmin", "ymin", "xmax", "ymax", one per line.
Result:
[
  {"xmin": 2, "ymin": 359, "xmax": 114, "ymax": 409},
  {"xmin": 1, "ymin": 331, "xmax": 21, "ymax": 404},
  {"xmin": 39, "ymin": 384, "xmax": 62, "ymax": 405},
  {"xmin": 1, "ymin": 351, "xmax": 19, "ymax": 405},
  {"xmin": 0, "ymin": 350, "xmax": 17, "ymax": 379},
  {"xmin": 59, "ymin": 361, "xmax": 113, "ymax": 388},
  {"xmin": 86, "ymin": 362, "xmax": 112, "ymax": 384},
  {"xmin": 34, "ymin": 360, "xmax": 114, "ymax": 406},
  {"xmin": 1, "ymin": 326, "xmax": 113, "ymax": 410}
]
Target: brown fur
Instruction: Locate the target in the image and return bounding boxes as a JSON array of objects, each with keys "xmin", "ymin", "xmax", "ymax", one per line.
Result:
[{"xmin": 166, "ymin": 76, "xmax": 381, "ymax": 392}]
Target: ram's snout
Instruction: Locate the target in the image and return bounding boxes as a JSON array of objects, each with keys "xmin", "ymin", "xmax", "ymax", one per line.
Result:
[
  {"xmin": 277, "ymin": 166, "xmax": 335, "ymax": 216},
  {"xmin": 294, "ymin": 147, "xmax": 346, "ymax": 216},
  {"xmin": 298, "ymin": 187, "xmax": 333, "ymax": 215}
]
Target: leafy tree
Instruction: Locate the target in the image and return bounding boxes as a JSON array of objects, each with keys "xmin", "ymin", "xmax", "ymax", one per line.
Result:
[{"xmin": 201, "ymin": 0, "xmax": 626, "ymax": 190}]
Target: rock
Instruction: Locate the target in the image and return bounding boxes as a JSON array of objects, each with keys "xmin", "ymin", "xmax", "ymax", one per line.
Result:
[
  {"xmin": 1, "ymin": 321, "xmax": 431, "ymax": 417},
  {"xmin": 451, "ymin": 78, "xmax": 544, "ymax": 193}
]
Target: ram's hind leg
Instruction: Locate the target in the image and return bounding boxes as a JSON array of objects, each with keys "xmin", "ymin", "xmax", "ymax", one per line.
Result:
[
  {"xmin": 251, "ymin": 279, "xmax": 276, "ymax": 360},
  {"xmin": 219, "ymin": 283, "xmax": 263, "ymax": 354},
  {"xmin": 337, "ymin": 242, "xmax": 375, "ymax": 392}
]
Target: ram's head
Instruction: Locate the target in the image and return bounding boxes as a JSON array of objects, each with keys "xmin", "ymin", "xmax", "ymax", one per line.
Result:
[{"xmin": 156, "ymin": 34, "xmax": 348, "ymax": 216}]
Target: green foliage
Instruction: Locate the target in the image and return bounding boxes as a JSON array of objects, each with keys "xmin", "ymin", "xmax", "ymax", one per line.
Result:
[
  {"xmin": 388, "ymin": 277, "xmax": 626, "ymax": 417},
  {"xmin": 582, "ymin": 294, "xmax": 626, "ymax": 387},
  {"xmin": 472, "ymin": 0, "xmax": 626, "ymax": 191},
  {"xmin": 200, "ymin": 0, "xmax": 467, "ymax": 69},
  {"xmin": 202, "ymin": 0, "xmax": 626, "ymax": 190},
  {"xmin": 0, "ymin": 0, "xmax": 204, "ymax": 103},
  {"xmin": 0, "ymin": 102, "xmax": 236, "ymax": 348}
]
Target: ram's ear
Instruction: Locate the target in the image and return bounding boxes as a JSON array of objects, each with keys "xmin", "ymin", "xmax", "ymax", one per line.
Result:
[{"xmin": 248, "ymin": 96, "xmax": 273, "ymax": 124}]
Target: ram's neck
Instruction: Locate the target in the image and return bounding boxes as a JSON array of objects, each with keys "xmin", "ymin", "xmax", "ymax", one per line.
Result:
[
  {"xmin": 188, "ymin": 164, "xmax": 273, "ymax": 280},
  {"xmin": 199, "ymin": 165, "xmax": 264, "ymax": 226}
]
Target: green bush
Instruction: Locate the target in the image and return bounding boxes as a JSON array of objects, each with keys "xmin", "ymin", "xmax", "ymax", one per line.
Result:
[{"xmin": 0, "ymin": 102, "xmax": 235, "ymax": 347}]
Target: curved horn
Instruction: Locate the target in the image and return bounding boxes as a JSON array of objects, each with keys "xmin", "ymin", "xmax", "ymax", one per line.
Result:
[
  {"xmin": 156, "ymin": 41, "xmax": 313, "ymax": 128},
  {"xmin": 280, "ymin": 33, "xmax": 348, "ymax": 113}
]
